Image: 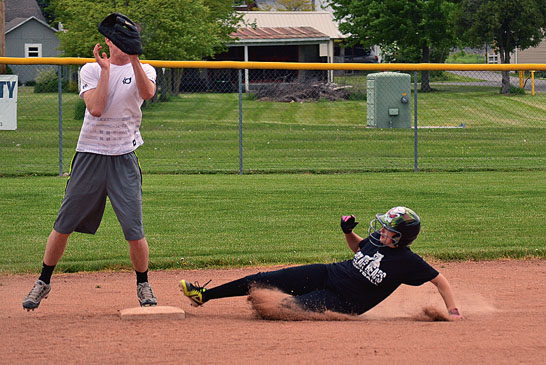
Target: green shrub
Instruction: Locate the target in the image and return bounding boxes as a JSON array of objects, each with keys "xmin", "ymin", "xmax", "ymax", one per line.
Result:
[
  {"xmin": 66, "ymin": 80, "xmax": 79, "ymax": 93},
  {"xmin": 429, "ymin": 71, "xmax": 449, "ymax": 81},
  {"xmin": 34, "ymin": 68, "xmax": 59, "ymax": 92},
  {"xmin": 348, "ymin": 91, "xmax": 367, "ymax": 101},
  {"xmin": 33, "ymin": 68, "xmax": 72, "ymax": 93},
  {"xmin": 74, "ymin": 98, "xmax": 86, "ymax": 120},
  {"xmin": 508, "ymin": 85, "xmax": 526, "ymax": 95},
  {"xmin": 1, "ymin": 65, "xmax": 13, "ymax": 74},
  {"xmin": 245, "ymin": 92, "xmax": 258, "ymax": 101}
]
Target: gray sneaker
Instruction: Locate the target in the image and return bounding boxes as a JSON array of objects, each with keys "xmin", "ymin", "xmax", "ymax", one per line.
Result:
[
  {"xmin": 22, "ymin": 280, "xmax": 51, "ymax": 311},
  {"xmin": 137, "ymin": 282, "xmax": 157, "ymax": 307}
]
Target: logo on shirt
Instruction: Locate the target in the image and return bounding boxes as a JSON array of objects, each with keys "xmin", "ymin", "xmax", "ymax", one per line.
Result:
[
  {"xmin": 122, "ymin": 77, "xmax": 132, "ymax": 85},
  {"xmin": 352, "ymin": 251, "xmax": 386, "ymax": 286}
]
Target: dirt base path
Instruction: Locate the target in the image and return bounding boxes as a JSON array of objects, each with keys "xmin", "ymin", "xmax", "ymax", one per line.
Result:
[{"xmin": 2, "ymin": 260, "xmax": 545, "ymax": 364}]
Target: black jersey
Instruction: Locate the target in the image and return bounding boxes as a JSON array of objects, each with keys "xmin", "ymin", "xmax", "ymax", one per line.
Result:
[{"xmin": 326, "ymin": 235, "xmax": 439, "ymax": 314}]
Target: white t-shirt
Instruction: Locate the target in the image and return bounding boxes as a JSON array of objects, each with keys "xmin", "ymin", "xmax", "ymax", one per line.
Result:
[{"xmin": 77, "ymin": 62, "xmax": 156, "ymax": 155}]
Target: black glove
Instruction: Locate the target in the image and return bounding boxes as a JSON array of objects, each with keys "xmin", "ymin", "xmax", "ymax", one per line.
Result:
[
  {"xmin": 341, "ymin": 215, "xmax": 358, "ymax": 234},
  {"xmin": 98, "ymin": 12, "xmax": 143, "ymax": 55}
]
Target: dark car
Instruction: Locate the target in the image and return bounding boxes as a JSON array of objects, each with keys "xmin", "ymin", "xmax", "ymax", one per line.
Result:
[{"xmin": 344, "ymin": 46, "xmax": 379, "ymax": 63}]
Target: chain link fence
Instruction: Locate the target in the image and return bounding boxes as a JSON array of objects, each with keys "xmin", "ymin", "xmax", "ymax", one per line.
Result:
[{"xmin": 1, "ymin": 60, "xmax": 546, "ymax": 175}]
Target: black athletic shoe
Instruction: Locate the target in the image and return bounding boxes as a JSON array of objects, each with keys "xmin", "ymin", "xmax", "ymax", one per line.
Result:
[{"xmin": 179, "ymin": 279, "xmax": 210, "ymax": 307}]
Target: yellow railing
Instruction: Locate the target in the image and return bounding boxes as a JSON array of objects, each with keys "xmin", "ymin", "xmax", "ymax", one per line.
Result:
[
  {"xmin": 1, "ymin": 56, "xmax": 546, "ymax": 71},
  {"xmin": 2, "ymin": 56, "xmax": 543, "ymax": 94},
  {"xmin": 519, "ymin": 71, "xmax": 537, "ymax": 95}
]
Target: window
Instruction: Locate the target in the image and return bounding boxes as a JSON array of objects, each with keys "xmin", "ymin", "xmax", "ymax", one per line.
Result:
[
  {"xmin": 487, "ymin": 54, "xmax": 498, "ymax": 64},
  {"xmin": 25, "ymin": 44, "xmax": 42, "ymax": 58}
]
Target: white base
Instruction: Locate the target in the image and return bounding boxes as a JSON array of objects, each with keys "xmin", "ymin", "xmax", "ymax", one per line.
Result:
[{"xmin": 119, "ymin": 305, "xmax": 185, "ymax": 320}]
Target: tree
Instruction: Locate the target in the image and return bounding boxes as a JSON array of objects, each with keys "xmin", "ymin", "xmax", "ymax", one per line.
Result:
[
  {"xmin": 49, "ymin": 0, "xmax": 241, "ymax": 100},
  {"xmin": 50, "ymin": 0, "xmax": 240, "ymax": 58},
  {"xmin": 36, "ymin": 0, "xmax": 56, "ymax": 25},
  {"xmin": 140, "ymin": 0, "xmax": 241, "ymax": 99},
  {"xmin": 326, "ymin": 0, "xmax": 458, "ymax": 91},
  {"xmin": 455, "ymin": 0, "xmax": 546, "ymax": 94},
  {"xmin": 49, "ymin": 0, "xmax": 117, "ymax": 57}
]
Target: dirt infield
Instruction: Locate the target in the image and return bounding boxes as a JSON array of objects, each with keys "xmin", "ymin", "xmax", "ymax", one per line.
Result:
[{"xmin": 2, "ymin": 260, "xmax": 545, "ymax": 364}]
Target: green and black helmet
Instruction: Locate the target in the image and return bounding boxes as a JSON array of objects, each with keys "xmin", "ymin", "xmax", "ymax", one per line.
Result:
[{"xmin": 368, "ymin": 206, "xmax": 421, "ymax": 247}]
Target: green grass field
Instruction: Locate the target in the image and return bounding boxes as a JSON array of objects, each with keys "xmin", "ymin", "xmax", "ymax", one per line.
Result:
[
  {"xmin": 1, "ymin": 81, "xmax": 546, "ymax": 274},
  {"xmin": 1, "ymin": 170, "xmax": 545, "ymax": 274},
  {"xmin": 1, "ymin": 83, "xmax": 546, "ymax": 175},
  {"xmin": 446, "ymin": 51, "xmax": 486, "ymax": 64}
]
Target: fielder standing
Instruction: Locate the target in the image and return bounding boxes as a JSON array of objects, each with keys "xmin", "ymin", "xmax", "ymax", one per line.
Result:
[
  {"xmin": 180, "ymin": 207, "xmax": 463, "ymax": 319},
  {"xmin": 23, "ymin": 13, "xmax": 158, "ymax": 310}
]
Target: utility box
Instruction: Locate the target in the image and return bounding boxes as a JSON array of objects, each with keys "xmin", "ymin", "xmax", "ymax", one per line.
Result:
[{"xmin": 366, "ymin": 72, "xmax": 411, "ymax": 128}]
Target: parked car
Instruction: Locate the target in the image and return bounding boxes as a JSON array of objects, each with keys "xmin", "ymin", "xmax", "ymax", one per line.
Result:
[{"xmin": 344, "ymin": 46, "xmax": 379, "ymax": 63}]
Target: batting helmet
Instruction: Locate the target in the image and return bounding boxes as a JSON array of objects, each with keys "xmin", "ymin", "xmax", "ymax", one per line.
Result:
[{"xmin": 368, "ymin": 206, "xmax": 421, "ymax": 247}]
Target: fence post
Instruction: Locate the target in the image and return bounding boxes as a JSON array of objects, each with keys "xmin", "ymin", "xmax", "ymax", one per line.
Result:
[
  {"xmin": 238, "ymin": 69, "xmax": 243, "ymax": 175},
  {"xmin": 58, "ymin": 65, "xmax": 63, "ymax": 176},
  {"xmin": 413, "ymin": 71, "xmax": 418, "ymax": 172}
]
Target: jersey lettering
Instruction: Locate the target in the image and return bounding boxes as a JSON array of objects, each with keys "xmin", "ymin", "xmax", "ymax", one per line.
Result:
[{"xmin": 352, "ymin": 251, "xmax": 387, "ymax": 286}]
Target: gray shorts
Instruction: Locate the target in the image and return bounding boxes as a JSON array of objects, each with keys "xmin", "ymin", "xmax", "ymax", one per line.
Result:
[{"xmin": 54, "ymin": 151, "xmax": 145, "ymax": 241}]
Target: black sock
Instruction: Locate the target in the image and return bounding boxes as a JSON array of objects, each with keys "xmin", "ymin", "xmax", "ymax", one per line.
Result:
[
  {"xmin": 38, "ymin": 262, "xmax": 55, "ymax": 284},
  {"xmin": 204, "ymin": 277, "xmax": 253, "ymax": 301},
  {"xmin": 136, "ymin": 270, "xmax": 148, "ymax": 284}
]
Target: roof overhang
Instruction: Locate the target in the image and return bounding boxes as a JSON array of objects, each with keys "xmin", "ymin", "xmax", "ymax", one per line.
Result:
[
  {"xmin": 6, "ymin": 16, "xmax": 58, "ymax": 34},
  {"xmin": 237, "ymin": 11, "xmax": 345, "ymax": 39},
  {"xmin": 229, "ymin": 26, "xmax": 330, "ymax": 47},
  {"xmin": 228, "ymin": 38, "xmax": 330, "ymax": 47}
]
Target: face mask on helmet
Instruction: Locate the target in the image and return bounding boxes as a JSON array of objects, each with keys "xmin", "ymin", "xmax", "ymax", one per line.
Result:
[{"xmin": 368, "ymin": 206, "xmax": 421, "ymax": 247}]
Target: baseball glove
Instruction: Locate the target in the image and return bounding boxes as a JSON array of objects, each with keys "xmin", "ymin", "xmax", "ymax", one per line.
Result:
[{"xmin": 98, "ymin": 12, "xmax": 143, "ymax": 55}]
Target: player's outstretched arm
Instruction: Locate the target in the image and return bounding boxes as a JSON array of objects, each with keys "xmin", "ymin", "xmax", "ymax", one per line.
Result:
[
  {"xmin": 344, "ymin": 231, "xmax": 364, "ymax": 253},
  {"xmin": 341, "ymin": 215, "xmax": 363, "ymax": 253},
  {"xmin": 430, "ymin": 273, "xmax": 463, "ymax": 320}
]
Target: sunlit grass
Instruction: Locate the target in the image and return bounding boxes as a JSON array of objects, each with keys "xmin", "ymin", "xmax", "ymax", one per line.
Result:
[
  {"xmin": 1, "ymin": 170, "xmax": 545, "ymax": 273},
  {"xmin": 1, "ymin": 86, "xmax": 546, "ymax": 175}
]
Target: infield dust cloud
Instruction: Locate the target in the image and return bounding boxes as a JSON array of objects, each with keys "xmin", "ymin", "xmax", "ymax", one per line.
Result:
[
  {"xmin": 415, "ymin": 306, "xmax": 450, "ymax": 321},
  {"xmin": 247, "ymin": 287, "xmax": 358, "ymax": 321},
  {"xmin": 247, "ymin": 283, "xmax": 498, "ymax": 322},
  {"xmin": 247, "ymin": 287, "xmax": 447, "ymax": 322},
  {"xmin": 247, "ymin": 287, "xmax": 476, "ymax": 322}
]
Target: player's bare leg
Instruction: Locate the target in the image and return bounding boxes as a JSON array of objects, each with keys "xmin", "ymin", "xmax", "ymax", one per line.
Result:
[
  {"xmin": 44, "ymin": 230, "xmax": 70, "ymax": 265},
  {"xmin": 129, "ymin": 238, "xmax": 149, "ymax": 272}
]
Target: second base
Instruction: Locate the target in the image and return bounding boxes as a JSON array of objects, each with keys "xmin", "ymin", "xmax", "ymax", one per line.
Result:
[{"xmin": 119, "ymin": 305, "xmax": 185, "ymax": 320}]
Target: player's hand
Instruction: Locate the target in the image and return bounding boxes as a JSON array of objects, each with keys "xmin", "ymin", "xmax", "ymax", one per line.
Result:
[
  {"xmin": 341, "ymin": 215, "xmax": 358, "ymax": 234},
  {"xmin": 448, "ymin": 307, "xmax": 464, "ymax": 320},
  {"xmin": 93, "ymin": 44, "xmax": 110, "ymax": 70}
]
